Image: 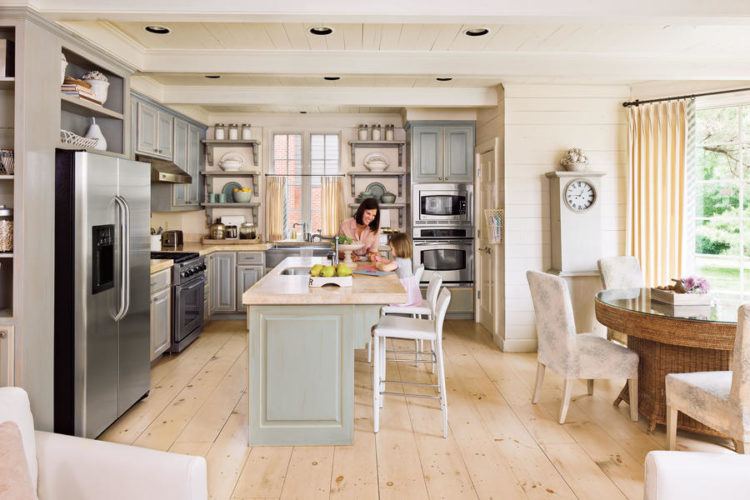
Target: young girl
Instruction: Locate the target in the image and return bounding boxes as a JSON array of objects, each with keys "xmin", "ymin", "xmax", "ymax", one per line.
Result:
[{"xmin": 376, "ymin": 232, "xmax": 422, "ymax": 306}]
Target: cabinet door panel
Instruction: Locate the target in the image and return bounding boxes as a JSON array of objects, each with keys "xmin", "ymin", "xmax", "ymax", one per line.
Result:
[
  {"xmin": 172, "ymin": 119, "xmax": 188, "ymax": 207},
  {"xmin": 187, "ymin": 124, "xmax": 202, "ymax": 205},
  {"xmin": 212, "ymin": 252, "xmax": 236, "ymax": 312},
  {"xmin": 150, "ymin": 288, "xmax": 171, "ymax": 361},
  {"xmin": 411, "ymin": 127, "xmax": 442, "ymax": 181},
  {"xmin": 136, "ymin": 102, "xmax": 158, "ymax": 155},
  {"xmin": 443, "ymin": 126, "xmax": 474, "ymax": 182},
  {"xmin": 236, "ymin": 265, "xmax": 264, "ymax": 312},
  {"xmin": 157, "ymin": 111, "xmax": 174, "ymax": 159}
]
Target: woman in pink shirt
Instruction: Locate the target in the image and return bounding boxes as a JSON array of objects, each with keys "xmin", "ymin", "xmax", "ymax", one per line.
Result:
[{"xmin": 339, "ymin": 198, "xmax": 381, "ymax": 262}]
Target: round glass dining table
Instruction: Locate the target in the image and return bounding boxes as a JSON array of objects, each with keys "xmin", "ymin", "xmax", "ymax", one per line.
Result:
[{"xmin": 595, "ymin": 288, "xmax": 738, "ymax": 436}]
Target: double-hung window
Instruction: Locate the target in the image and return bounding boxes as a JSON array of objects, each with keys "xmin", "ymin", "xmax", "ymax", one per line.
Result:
[
  {"xmin": 691, "ymin": 101, "xmax": 750, "ymax": 299},
  {"xmin": 271, "ymin": 132, "xmax": 341, "ymax": 238}
]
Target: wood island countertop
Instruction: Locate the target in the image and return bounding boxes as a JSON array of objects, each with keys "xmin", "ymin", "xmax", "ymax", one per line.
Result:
[
  {"xmin": 158, "ymin": 242, "xmax": 273, "ymax": 256},
  {"xmin": 242, "ymin": 256, "xmax": 407, "ymax": 306},
  {"xmin": 150, "ymin": 259, "xmax": 174, "ymax": 274}
]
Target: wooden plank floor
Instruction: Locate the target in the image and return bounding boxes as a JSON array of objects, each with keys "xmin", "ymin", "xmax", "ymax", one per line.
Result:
[{"xmin": 100, "ymin": 319, "xmax": 731, "ymax": 499}]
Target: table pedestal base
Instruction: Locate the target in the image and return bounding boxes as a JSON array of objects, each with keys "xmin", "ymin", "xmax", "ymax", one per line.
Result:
[{"xmin": 615, "ymin": 336, "xmax": 731, "ymax": 437}]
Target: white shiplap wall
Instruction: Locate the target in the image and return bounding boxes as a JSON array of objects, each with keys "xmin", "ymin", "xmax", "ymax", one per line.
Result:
[{"xmin": 501, "ymin": 83, "xmax": 629, "ymax": 351}]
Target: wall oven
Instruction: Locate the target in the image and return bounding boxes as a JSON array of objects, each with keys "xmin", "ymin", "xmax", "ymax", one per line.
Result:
[
  {"xmin": 413, "ymin": 183, "xmax": 473, "ymax": 226},
  {"xmin": 412, "ymin": 227, "xmax": 474, "ymax": 286}
]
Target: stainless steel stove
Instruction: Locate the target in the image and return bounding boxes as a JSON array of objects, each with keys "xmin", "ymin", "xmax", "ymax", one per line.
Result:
[{"xmin": 150, "ymin": 252, "xmax": 206, "ymax": 352}]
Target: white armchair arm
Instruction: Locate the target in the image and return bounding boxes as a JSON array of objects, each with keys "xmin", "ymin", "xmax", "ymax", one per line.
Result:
[
  {"xmin": 645, "ymin": 451, "xmax": 750, "ymax": 500},
  {"xmin": 35, "ymin": 431, "xmax": 207, "ymax": 500}
]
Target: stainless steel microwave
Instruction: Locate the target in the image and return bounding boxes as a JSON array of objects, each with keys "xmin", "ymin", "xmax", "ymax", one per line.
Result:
[{"xmin": 412, "ymin": 183, "xmax": 473, "ymax": 225}]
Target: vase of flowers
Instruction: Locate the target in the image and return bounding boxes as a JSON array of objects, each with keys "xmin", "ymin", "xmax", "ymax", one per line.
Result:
[{"xmin": 560, "ymin": 148, "xmax": 589, "ymax": 171}]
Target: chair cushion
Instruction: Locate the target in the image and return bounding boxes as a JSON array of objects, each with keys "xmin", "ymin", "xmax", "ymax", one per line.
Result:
[
  {"xmin": 575, "ymin": 334, "xmax": 639, "ymax": 379},
  {"xmin": 381, "ymin": 300, "xmax": 431, "ymax": 317},
  {"xmin": 373, "ymin": 315, "xmax": 436, "ymax": 341},
  {"xmin": 0, "ymin": 388, "xmax": 38, "ymax": 488},
  {"xmin": 0, "ymin": 421, "xmax": 36, "ymax": 499},
  {"xmin": 666, "ymin": 371, "xmax": 738, "ymax": 438}
]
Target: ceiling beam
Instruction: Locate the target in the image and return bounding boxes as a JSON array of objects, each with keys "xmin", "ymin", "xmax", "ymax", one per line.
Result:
[
  {"xmin": 142, "ymin": 49, "xmax": 750, "ymax": 81},
  {"xmin": 23, "ymin": 0, "xmax": 750, "ymax": 23},
  {"xmin": 160, "ymin": 85, "xmax": 498, "ymax": 108}
]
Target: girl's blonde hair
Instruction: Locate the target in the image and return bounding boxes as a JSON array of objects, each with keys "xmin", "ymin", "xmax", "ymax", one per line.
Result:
[{"xmin": 388, "ymin": 232, "xmax": 412, "ymax": 259}]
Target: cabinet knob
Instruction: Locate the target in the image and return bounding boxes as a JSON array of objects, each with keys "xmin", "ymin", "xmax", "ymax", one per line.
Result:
[{"xmin": 0, "ymin": 330, "xmax": 6, "ymax": 338}]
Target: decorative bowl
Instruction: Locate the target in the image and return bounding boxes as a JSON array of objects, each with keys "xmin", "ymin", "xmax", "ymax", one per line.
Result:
[
  {"xmin": 363, "ymin": 152, "xmax": 389, "ymax": 172},
  {"xmin": 233, "ymin": 190, "xmax": 253, "ymax": 203},
  {"xmin": 219, "ymin": 152, "xmax": 244, "ymax": 171},
  {"xmin": 338, "ymin": 242, "xmax": 365, "ymax": 265},
  {"xmin": 380, "ymin": 192, "xmax": 396, "ymax": 204},
  {"xmin": 85, "ymin": 79, "xmax": 109, "ymax": 105}
]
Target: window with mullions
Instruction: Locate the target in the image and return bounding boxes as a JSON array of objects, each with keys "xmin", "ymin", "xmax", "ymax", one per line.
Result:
[
  {"xmin": 271, "ymin": 132, "xmax": 340, "ymax": 238},
  {"xmin": 692, "ymin": 104, "xmax": 750, "ymax": 298}
]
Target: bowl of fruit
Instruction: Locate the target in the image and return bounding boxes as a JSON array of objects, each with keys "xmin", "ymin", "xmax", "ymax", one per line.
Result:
[
  {"xmin": 335, "ymin": 236, "xmax": 364, "ymax": 265},
  {"xmin": 233, "ymin": 187, "xmax": 253, "ymax": 203},
  {"xmin": 308, "ymin": 262, "xmax": 353, "ymax": 287}
]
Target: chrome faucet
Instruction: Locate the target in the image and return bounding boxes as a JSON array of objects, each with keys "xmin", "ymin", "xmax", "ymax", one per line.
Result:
[
  {"xmin": 317, "ymin": 235, "xmax": 340, "ymax": 266},
  {"xmin": 292, "ymin": 222, "xmax": 309, "ymax": 241}
]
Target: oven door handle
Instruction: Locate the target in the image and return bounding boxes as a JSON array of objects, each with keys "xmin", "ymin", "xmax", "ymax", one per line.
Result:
[{"xmin": 415, "ymin": 240, "xmax": 474, "ymax": 246}]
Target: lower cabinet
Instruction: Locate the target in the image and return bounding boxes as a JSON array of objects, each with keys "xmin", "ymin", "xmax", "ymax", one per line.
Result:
[
  {"xmin": 208, "ymin": 251, "xmax": 265, "ymax": 317},
  {"xmin": 211, "ymin": 252, "xmax": 237, "ymax": 313},
  {"xmin": 0, "ymin": 326, "xmax": 14, "ymax": 386},
  {"xmin": 204, "ymin": 254, "xmax": 212, "ymax": 321},
  {"xmin": 236, "ymin": 265, "xmax": 264, "ymax": 312},
  {"xmin": 150, "ymin": 269, "xmax": 172, "ymax": 361}
]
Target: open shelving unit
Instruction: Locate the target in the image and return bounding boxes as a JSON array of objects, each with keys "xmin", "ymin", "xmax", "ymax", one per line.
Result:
[
  {"xmin": 348, "ymin": 140, "xmax": 406, "ymax": 168},
  {"xmin": 59, "ymin": 47, "xmax": 126, "ymax": 155},
  {"xmin": 348, "ymin": 170, "xmax": 407, "ymax": 197},
  {"xmin": 203, "ymin": 139, "xmax": 260, "ymax": 165}
]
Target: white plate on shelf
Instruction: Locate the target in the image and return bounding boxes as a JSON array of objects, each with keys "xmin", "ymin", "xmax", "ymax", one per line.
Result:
[{"xmin": 364, "ymin": 182, "xmax": 386, "ymax": 199}]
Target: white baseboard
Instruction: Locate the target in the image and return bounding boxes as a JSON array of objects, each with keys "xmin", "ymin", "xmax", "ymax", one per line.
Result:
[{"xmin": 495, "ymin": 336, "xmax": 537, "ymax": 353}]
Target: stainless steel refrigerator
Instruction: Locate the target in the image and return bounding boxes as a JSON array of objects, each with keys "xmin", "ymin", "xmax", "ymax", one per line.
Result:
[{"xmin": 54, "ymin": 150, "xmax": 151, "ymax": 438}]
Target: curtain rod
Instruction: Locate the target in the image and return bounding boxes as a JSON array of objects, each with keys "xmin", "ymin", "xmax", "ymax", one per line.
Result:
[{"xmin": 622, "ymin": 86, "xmax": 750, "ymax": 108}]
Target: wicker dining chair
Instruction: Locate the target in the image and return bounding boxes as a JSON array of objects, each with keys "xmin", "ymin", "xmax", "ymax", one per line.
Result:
[
  {"xmin": 527, "ymin": 270, "xmax": 639, "ymax": 424},
  {"xmin": 666, "ymin": 304, "xmax": 750, "ymax": 454}
]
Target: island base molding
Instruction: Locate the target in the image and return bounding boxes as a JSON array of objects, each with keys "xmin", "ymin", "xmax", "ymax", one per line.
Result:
[{"xmin": 247, "ymin": 304, "xmax": 380, "ymax": 446}]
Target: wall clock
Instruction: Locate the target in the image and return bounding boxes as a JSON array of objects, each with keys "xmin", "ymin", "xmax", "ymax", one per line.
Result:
[{"xmin": 545, "ymin": 171, "xmax": 605, "ymax": 275}]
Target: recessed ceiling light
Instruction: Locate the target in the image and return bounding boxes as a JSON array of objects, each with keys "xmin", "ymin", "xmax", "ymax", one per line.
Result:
[
  {"xmin": 464, "ymin": 27, "xmax": 489, "ymax": 37},
  {"xmin": 309, "ymin": 26, "xmax": 333, "ymax": 36},
  {"xmin": 205, "ymin": 75, "xmax": 221, "ymax": 79},
  {"xmin": 145, "ymin": 25, "xmax": 171, "ymax": 35},
  {"xmin": 324, "ymin": 76, "xmax": 341, "ymax": 81},
  {"xmin": 436, "ymin": 77, "xmax": 453, "ymax": 82}
]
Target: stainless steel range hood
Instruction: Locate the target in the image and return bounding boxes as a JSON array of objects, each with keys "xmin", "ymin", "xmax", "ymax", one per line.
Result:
[{"xmin": 137, "ymin": 155, "xmax": 192, "ymax": 184}]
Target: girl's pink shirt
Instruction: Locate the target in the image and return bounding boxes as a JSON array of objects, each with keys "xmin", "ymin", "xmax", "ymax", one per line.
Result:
[{"xmin": 338, "ymin": 217, "xmax": 379, "ymax": 256}]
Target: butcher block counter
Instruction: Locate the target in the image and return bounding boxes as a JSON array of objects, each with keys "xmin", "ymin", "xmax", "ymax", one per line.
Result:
[{"xmin": 243, "ymin": 256, "xmax": 406, "ymax": 446}]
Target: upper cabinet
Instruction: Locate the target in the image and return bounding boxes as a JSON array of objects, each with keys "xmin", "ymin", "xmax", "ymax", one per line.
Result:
[
  {"xmin": 133, "ymin": 92, "xmax": 207, "ymax": 212},
  {"xmin": 409, "ymin": 122, "xmax": 475, "ymax": 183},
  {"xmin": 135, "ymin": 100, "xmax": 174, "ymax": 160}
]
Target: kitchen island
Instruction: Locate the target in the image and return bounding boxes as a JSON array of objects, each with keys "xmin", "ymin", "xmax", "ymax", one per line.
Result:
[{"xmin": 242, "ymin": 256, "xmax": 406, "ymax": 445}]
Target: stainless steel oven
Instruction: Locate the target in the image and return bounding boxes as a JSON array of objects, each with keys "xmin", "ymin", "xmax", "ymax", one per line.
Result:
[
  {"xmin": 412, "ymin": 227, "xmax": 474, "ymax": 286},
  {"xmin": 413, "ymin": 183, "xmax": 473, "ymax": 226}
]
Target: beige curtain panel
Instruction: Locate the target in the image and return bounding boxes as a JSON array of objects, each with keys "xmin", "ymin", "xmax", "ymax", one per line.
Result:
[
  {"xmin": 626, "ymin": 100, "xmax": 689, "ymax": 287},
  {"xmin": 265, "ymin": 176, "xmax": 287, "ymax": 241},
  {"xmin": 320, "ymin": 176, "xmax": 346, "ymax": 237}
]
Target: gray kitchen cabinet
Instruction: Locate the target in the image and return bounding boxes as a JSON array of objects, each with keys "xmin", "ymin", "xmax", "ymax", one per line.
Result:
[
  {"xmin": 443, "ymin": 126, "xmax": 474, "ymax": 182},
  {"xmin": 236, "ymin": 265, "xmax": 264, "ymax": 312},
  {"xmin": 172, "ymin": 118, "xmax": 189, "ymax": 207},
  {"xmin": 157, "ymin": 111, "xmax": 174, "ymax": 159},
  {"xmin": 187, "ymin": 124, "xmax": 202, "ymax": 205},
  {"xmin": 409, "ymin": 122, "xmax": 475, "ymax": 182},
  {"xmin": 150, "ymin": 269, "xmax": 172, "ymax": 362},
  {"xmin": 135, "ymin": 101, "xmax": 158, "ymax": 156},
  {"xmin": 206, "ymin": 254, "xmax": 214, "ymax": 319},
  {"xmin": 211, "ymin": 252, "xmax": 237, "ymax": 312},
  {"xmin": 411, "ymin": 126, "xmax": 443, "ymax": 182}
]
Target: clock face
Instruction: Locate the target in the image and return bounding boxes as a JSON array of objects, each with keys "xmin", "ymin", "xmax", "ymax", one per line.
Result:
[{"xmin": 564, "ymin": 179, "xmax": 596, "ymax": 212}]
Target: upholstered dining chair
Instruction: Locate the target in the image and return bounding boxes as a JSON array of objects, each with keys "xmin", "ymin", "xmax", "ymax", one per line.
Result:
[
  {"xmin": 598, "ymin": 256, "xmax": 644, "ymax": 342},
  {"xmin": 666, "ymin": 304, "xmax": 750, "ymax": 453},
  {"xmin": 526, "ymin": 270, "xmax": 640, "ymax": 423}
]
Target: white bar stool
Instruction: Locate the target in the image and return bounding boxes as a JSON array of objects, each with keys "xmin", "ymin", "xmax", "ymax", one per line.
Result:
[
  {"xmin": 368, "ymin": 272, "xmax": 442, "ymax": 369},
  {"xmin": 372, "ymin": 288, "xmax": 451, "ymax": 438}
]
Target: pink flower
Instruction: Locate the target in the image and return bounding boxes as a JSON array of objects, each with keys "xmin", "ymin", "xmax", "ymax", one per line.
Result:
[{"xmin": 682, "ymin": 275, "xmax": 710, "ymax": 294}]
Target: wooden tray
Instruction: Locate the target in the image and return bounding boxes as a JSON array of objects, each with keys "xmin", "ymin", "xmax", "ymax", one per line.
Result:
[
  {"xmin": 650, "ymin": 287, "xmax": 711, "ymax": 305},
  {"xmin": 201, "ymin": 238, "xmax": 263, "ymax": 245}
]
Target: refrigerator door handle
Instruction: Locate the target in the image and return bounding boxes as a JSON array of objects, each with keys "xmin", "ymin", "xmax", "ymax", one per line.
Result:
[{"xmin": 113, "ymin": 196, "xmax": 129, "ymax": 321}]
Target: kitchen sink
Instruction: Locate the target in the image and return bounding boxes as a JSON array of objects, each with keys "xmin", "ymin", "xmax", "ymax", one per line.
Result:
[
  {"xmin": 279, "ymin": 267, "xmax": 311, "ymax": 276},
  {"xmin": 266, "ymin": 245, "xmax": 332, "ymax": 268}
]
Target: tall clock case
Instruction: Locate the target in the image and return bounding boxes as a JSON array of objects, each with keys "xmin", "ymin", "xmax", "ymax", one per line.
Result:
[{"xmin": 545, "ymin": 171, "xmax": 606, "ymax": 275}]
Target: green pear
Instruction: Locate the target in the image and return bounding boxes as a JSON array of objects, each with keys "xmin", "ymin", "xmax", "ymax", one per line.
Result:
[
  {"xmin": 310, "ymin": 264, "xmax": 324, "ymax": 277},
  {"xmin": 336, "ymin": 263, "xmax": 352, "ymax": 277},
  {"xmin": 322, "ymin": 265, "xmax": 336, "ymax": 278}
]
